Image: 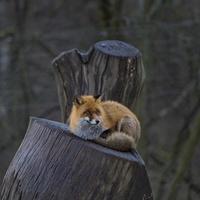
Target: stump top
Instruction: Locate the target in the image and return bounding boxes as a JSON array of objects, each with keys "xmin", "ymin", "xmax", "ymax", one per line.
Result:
[
  {"xmin": 2, "ymin": 117, "xmax": 152, "ymax": 200},
  {"xmin": 95, "ymin": 40, "xmax": 140, "ymax": 58},
  {"xmin": 31, "ymin": 117, "xmax": 145, "ymax": 165}
]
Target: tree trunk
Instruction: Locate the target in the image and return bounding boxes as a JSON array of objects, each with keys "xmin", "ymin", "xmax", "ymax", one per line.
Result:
[
  {"xmin": 1, "ymin": 40, "xmax": 153, "ymax": 200},
  {"xmin": 1, "ymin": 117, "xmax": 153, "ymax": 200},
  {"xmin": 52, "ymin": 40, "xmax": 145, "ymax": 122}
]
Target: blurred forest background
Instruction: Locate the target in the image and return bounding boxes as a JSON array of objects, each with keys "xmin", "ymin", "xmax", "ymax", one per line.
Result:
[{"xmin": 0, "ymin": 0, "xmax": 200, "ymax": 199}]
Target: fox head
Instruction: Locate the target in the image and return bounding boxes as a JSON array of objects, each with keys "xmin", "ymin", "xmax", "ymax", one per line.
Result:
[{"xmin": 69, "ymin": 95, "xmax": 104, "ymax": 130}]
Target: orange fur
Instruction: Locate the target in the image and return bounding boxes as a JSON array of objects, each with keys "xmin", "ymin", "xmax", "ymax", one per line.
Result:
[{"xmin": 69, "ymin": 95, "xmax": 141, "ymax": 151}]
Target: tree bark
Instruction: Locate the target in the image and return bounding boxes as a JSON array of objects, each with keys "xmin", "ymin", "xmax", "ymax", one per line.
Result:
[
  {"xmin": 52, "ymin": 40, "xmax": 145, "ymax": 122},
  {"xmin": 1, "ymin": 40, "xmax": 153, "ymax": 200},
  {"xmin": 1, "ymin": 118, "xmax": 153, "ymax": 200}
]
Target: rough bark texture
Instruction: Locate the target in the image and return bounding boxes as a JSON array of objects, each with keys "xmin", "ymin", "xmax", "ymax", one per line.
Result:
[
  {"xmin": 1, "ymin": 40, "xmax": 153, "ymax": 200},
  {"xmin": 52, "ymin": 40, "xmax": 145, "ymax": 122},
  {"xmin": 1, "ymin": 118, "xmax": 153, "ymax": 200}
]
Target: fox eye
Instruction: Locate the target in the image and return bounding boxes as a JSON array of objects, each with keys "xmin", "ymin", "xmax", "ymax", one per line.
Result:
[
  {"xmin": 83, "ymin": 111, "xmax": 90, "ymax": 116},
  {"xmin": 95, "ymin": 109, "xmax": 101, "ymax": 115}
]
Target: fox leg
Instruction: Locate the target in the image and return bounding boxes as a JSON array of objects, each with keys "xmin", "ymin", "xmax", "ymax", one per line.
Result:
[
  {"xmin": 95, "ymin": 116, "xmax": 140, "ymax": 151},
  {"xmin": 117, "ymin": 116, "xmax": 141, "ymax": 144}
]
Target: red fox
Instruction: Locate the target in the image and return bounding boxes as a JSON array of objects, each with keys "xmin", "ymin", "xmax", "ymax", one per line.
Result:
[{"xmin": 69, "ymin": 95, "xmax": 141, "ymax": 151}]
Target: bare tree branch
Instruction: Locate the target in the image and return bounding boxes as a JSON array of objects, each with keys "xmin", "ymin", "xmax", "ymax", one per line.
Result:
[
  {"xmin": 31, "ymin": 36, "xmax": 58, "ymax": 57},
  {"xmin": 155, "ymin": 97, "xmax": 200, "ymax": 200},
  {"xmin": 167, "ymin": 111, "xmax": 200, "ymax": 199},
  {"xmin": 145, "ymin": 79, "xmax": 196, "ymax": 129}
]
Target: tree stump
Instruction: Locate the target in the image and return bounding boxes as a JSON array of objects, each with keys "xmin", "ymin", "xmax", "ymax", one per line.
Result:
[
  {"xmin": 52, "ymin": 40, "xmax": 145, "ymax": 122},
  {"xmin": 1, "ymin": 40, "xmax": 153, "ymax": 200},
  {"xmin": 1, "ymin": 117, "xmax": 153, "ymax": 200}
]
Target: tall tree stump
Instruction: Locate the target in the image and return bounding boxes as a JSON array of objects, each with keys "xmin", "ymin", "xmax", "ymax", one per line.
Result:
[
  {"xmin": 1, "ymin": 40, "xmax": 153, "ymax": 200},
  {"xmin": 52, "ymin": 40, "xmax": 145, "ymax": 122},
  {"xmin": 1, "ymin": 118, "xmax": 153, "ymax": 200}
]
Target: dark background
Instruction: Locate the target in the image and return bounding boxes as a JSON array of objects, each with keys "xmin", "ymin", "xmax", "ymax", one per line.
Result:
[{"xmin": 0, "ymin": 0, "xmax": 200, "ymax": 199}]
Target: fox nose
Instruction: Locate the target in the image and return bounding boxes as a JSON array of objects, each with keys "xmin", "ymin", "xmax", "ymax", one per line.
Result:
[
  {"xmin": 89, "ymin": 119, "xmax": 100, "ymax": 125},
  {"xmin": 95, "ymin": 119, "xmax": 100, "ymax": 124}
]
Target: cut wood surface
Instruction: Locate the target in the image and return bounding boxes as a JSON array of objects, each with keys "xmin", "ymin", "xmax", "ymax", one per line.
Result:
[
  {"xmin": 52, "ymin": 40, "xmax": 145, "ymax": 122},
  {"xmin": 1, "ymin": 118, "xmax": 153, "ymax": 200}
]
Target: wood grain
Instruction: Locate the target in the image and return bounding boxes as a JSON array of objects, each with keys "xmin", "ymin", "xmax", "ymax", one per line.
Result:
[
  {"xmin": 1, "ymin": 40, "xmax": 153, "ymax": 200},
  {"xmin": 1, "ymin": 118, "xmax": 153, "ymax": 200}
]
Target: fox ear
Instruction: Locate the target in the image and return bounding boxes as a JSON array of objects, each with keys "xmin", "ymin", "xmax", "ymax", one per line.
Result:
[
  {"xmin": 94, "ymin": 94, "xmax": 102, "ymax": 102},
  {"xmin": 73, "ymin": 96, "xmax": 84, "ymax": 106}
]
